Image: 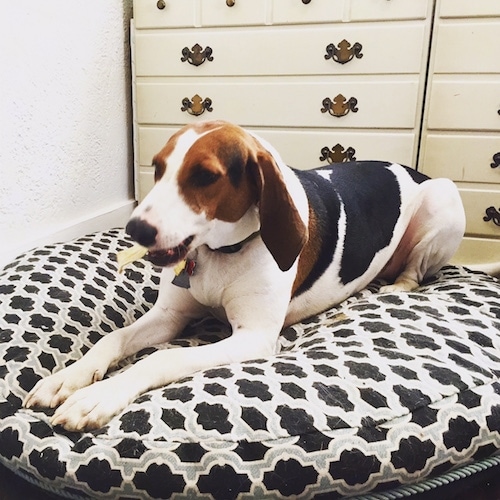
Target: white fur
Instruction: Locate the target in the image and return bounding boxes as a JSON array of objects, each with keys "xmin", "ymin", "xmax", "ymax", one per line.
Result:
[{"xmin": 24, "ymin": 124, "xmax": 465, "ymax": 431}]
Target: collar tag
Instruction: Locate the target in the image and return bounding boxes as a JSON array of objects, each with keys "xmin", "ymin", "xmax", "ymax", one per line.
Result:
[{"xmin": 172, "ymin": 259, "xmax": 196, "ymax": 289}]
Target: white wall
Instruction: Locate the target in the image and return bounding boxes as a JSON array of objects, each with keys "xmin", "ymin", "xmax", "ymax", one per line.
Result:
[{"xmin": 0, "ymin": 0, "xmax": 135, "ymax": 268}]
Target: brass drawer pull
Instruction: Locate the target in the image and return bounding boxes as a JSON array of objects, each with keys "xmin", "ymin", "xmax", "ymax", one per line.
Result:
[
  {"xmin": 325, "ymin": 40, "xmax": 363, "ymax": 65},
  {"xmin": 320, "ymin": 144, "xmax": 356, "ymax": 164},
  {"xmin": 156, "ymin": 0, "xmax": 166, "ymax": 9},
  {"xmin": 491, "ymin": 152, "xmax": 500, "ymax": 169},
  {"xmin": 181, "ymin": 44, "xmax": 214, "ymax": 66},
  {"xmin": 321, "ymin": 94, "xmax": 358, "ymax": 118},
  {"xmin": 483, "ymin": 206, "xmax": 500, "ymax": 227},
  {"xmin": 226, "ymin": 0, "xmax": 235, "ymax": 6},
  {"xmin": 181, "ymin": 94, "xmax": 213, "ymax": 116}
]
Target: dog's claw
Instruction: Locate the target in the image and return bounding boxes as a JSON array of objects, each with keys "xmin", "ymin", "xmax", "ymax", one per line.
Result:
[{"xmin": 48, "ymin": 377, "xmax": 131, "ymax": 431}]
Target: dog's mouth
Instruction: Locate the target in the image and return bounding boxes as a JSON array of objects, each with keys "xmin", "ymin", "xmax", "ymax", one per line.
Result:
[{"xmin": 147, "ymin": 236, "xmax": 195, "ymax": 267}]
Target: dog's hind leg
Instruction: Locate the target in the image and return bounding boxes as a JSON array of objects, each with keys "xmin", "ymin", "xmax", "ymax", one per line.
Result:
[{"xmin": 380, "ymin": 178, "xmax": 465, "ymax": 293}]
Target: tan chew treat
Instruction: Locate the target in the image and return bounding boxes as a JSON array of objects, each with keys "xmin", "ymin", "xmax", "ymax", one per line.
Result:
[{"xmin": 116, "ymin": 244, "xmax": 148, "ymax": 273}]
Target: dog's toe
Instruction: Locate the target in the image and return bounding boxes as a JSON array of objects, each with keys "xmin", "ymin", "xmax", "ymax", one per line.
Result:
[{"xmin": 50, "ymin": 378, "xmax": 131, "ymax": 431}]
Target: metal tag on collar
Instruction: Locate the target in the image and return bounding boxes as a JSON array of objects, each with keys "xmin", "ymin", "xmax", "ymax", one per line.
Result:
[{"xmin": 172, "ymin": 259, "xmax": 196, "ymax": 289}]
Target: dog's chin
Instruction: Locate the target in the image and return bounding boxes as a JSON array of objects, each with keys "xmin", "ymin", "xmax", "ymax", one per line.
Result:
[{"xmin": 146, "ymin": 236, "xmax": 194, "ymax": 267}]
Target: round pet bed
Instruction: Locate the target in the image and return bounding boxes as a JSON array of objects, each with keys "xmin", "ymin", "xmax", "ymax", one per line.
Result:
[{"xmin": 1, "ymin": 229, "xmax": 500, "ymax": 498}]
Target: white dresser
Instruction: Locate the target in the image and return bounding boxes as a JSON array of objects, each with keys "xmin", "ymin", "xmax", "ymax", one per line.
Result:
[
  {"xmin": 419, "ymin": 0, "xmax": 500, "ymax": 264},
  {"xmin": 132, "ymin": 0, "xmax": 433, "ymax": 198},
  {"xmin": 131, "ymin": 0, "xmax": 500, "ymax": 265}
]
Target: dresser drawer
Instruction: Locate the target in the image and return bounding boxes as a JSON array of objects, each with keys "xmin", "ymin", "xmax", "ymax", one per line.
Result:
[
  {"xmin": 451, "ymin": 237, "xmax": 500, "ymax": 266},
  {"xmin": 201, "ymin": 0, "xmax": 267, "ymax": 26},
  {"xmin": 460, "ymin": 188, "xmax": 500, "ymax": 237},
  {"xmin": 137, "ymin": 168, "xmax": 155, "ymax": 202},
  {"xmin": 427, "ymin": 79, "xmax": 500, "ymax": 131},
  {"xmin": 134, "ymin": 24, "xmax": 427, "ymax": 77},
  {"xmin": 433, "ymin": 22, "xmax": 500, "ymax": 74},
  {"xmin": 136, "ymin": 79, "xmax": 420, "ymax": 129},
  {"xmin": 134, "ymin": 0, "xmax": 197, "ymax": 29},
  {"xmin": 273, "ymin": 0, "xmax": 429, "ymax": 24},
  {"xmin": 347, "ymin": 0, "xmax": 430, "ymax": 22},
  {"xmin": 271, "ymin": 0, "xmax": 342, "ymax": 24},
  {"xmin": 137, "ymin": 126, "xmax": 417, "ymax": 169},
  {"xmin": 422, "ymin": 134, "xmax": 500, "ymax": 183},
  {"xmin": 440, "ymin": 0, "xmax": 500, "ymax": 18}
]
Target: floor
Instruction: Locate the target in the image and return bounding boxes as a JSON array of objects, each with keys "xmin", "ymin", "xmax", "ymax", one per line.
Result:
[{"xmin": 2, "ymin": 461, "xmax": 500, "ymax": 499}]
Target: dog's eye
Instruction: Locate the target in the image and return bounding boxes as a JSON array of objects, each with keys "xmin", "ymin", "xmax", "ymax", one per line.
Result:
[
  {"xmin": 191, "ymin": 166, "xmax": 221, "ymax": 187},
  {"xmin": 153, "ymin": 159, "xmax": 166, "ymax": 182}
]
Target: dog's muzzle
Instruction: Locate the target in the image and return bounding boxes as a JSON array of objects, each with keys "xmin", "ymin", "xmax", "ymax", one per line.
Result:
[
  {"xmin": 147, "ymin": 236, "xmax": 194, "ymax": 267},
  {"xmin": 125, "ymin": 218, "xmax": 194, "ymax": 267},
  {"xmin": 125, "ymin": 218, "xmax": 157, "ymax": 247}
]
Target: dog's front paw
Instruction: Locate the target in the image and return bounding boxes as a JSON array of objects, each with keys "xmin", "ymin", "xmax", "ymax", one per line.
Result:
[
  {"xmin": 379, "ymin": 278, "xmax": 419, "ymax": 294},
  {"xmin": 50, "ymin": 378, "xmax": 131, "ymax": 431},
  {"xmin": 24, "ymin": 364, "xmax": 104, "ymax": 411}
]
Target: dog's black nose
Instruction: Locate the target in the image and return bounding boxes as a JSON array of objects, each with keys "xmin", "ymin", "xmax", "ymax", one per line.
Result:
[{"xmin": 125, "ymin": 218, "xmax": 158, "ymax": 247}]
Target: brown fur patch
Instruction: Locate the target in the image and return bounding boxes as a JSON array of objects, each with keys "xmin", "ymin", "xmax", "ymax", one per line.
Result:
[
  {"xmin": 176, "ymin": 124, "xmax": 258, "ymax": 222},
  {"xmin": 292, "ymin": 206, "xmax": 322, "ymax": 295},
  {"xmin": 152, "ymin": 121, "xmax": 230, "ymax": 183}
]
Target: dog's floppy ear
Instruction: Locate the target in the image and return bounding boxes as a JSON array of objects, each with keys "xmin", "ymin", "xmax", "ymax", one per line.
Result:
[{"xmin": 250, "ymin": 149, "xmax": 308, "ymax": 271}]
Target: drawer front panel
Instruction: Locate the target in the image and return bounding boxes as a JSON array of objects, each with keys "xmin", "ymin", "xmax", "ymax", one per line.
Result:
[
  {"xmin": 133, "ymin": 0, "xmax": 431, "ymax": 28},
  {"xmin": 460, "ymin": 188, "xmax": 500, "ymax": 237},
  {"xmin": 138, "ymin": 127, "xmax": 417, "ymax": 169},
  {"xmin": 271, "ymin": 0, "xmax": 342, "ymax": 24},
  {"xmin": 440, "ymin": 0, "xmax": 500, "ymax": 18},
  {"xmin": 347, "ymin": 0, "xmax": 430, "ymax": 22},
  {"xmin": 433, "ymin": 22, "xmax": 500, "ymax": 74},
  {"xmin": 138, "ymin": 168, "xmax": 155, "ymax": 202},
  {"xmin": 427, "ymin": 80, "xmax": 500, "ymax": 131},
  {"xmin": 422, "ymin": 134, "xmax": 500, "ymax": 183},
  {"xmin": 201, "ymin": 0, "xmax": 267, "ymax": 26},
  {"xmin": 136, "ymin": 80, "xmax": 419, "ymax": 129},
  {"xmin": 134, "ymin": 24, "xmax": 426, "ymax": 77},
  {"xmin": 134, "ymin": 0, "xmax": 197, "ymax": 28},
  {"xmin": 273, "ymin": 0, "xmax": 429, "ymax": 24},
  {"xmin": 452, "ymin": 236, "xmax": 500, "ymax": 266}
]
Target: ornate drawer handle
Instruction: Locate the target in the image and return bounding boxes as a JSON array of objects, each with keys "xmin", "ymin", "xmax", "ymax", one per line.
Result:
[
  {"xmin": 181, "ymin": 44, "xmax": 214, "ymax": 66},
  {"xmin": 320, "ymin": 144, "xmax": 357, "ymax": 164},
  {"xmin": 491, "ymin": 152, "xmax": 500, "ymax": 169},
  {"xmin": 321, "ymin": 94, "xmax": 358, "ymax": 118},
  {"xmin": 156, "ymin": 0, "xmax": 166, "ymax": 10},
  {"xmin": 226, "ymin": 0, "xmax": 235, "ymax": 6},
  {"xmin": 181, "ymin": 95, "xmax": 213, "ymax": 116},
  {"xmin": 483, "ymin": 206, "xmax": 500, "ymax": 227},
  {"xmin": 325, "ymin": 40, "xmax": 363, "ymax": 65}
]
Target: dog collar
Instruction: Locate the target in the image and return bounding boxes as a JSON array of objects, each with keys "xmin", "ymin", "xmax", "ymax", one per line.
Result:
[
  {"xmin": 172, "ymin": 231, "xmax": 260, "ymax": 289},
  {"xmin": 211, "ymin": 230, "xmax": 261, "ymax": 254}
]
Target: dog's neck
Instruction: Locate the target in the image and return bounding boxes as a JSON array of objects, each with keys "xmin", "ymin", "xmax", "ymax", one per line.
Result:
[
  {"xmin": 210, "ymin": 230, "xmax": 261, "ymax": 254},
  {"xmin": 203, "ymin": 206, "xmax": 260, "ymax": 253}
]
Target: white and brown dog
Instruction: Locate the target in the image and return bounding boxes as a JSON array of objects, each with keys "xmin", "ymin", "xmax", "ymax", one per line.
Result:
[{"xmin": 25, "ymin": 120, "xmax": 466, "ymax": 431}]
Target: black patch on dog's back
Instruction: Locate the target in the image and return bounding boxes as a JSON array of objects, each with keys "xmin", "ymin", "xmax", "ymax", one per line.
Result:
[
  {"xmin": 402, "ymin": 165, "xmax": 429, "ymax": 184},
  {"xmin": 293, "ymin": 170, "xmax": 341, "ymax": 297},
  {"xmin": 295, "ymin": 161, "xmax": 419, "ymax": 290},
  {"xmin": 330, "ymin": 161, "xmax": 402, "ymax": 284}
]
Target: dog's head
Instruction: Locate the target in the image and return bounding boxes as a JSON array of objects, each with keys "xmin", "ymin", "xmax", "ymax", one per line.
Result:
[{"xmin": 126, "ymin": 121, "xmax": 307, "ymax": 271}]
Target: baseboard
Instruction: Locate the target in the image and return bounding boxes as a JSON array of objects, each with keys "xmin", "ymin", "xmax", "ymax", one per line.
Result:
[{"xmin": 0, "ymin": 200, "xmax": 136, "ymax": 269}]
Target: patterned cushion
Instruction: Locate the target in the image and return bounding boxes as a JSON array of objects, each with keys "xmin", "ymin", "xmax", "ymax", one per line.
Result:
[{"xmin": 1, "ymin": 229, "xmax": 500, "ymax": 499}]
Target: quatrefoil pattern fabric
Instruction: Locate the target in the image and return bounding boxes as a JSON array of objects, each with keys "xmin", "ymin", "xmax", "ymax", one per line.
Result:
[{"xmin": 1, "ymin": 229, "xmax": 500, "ymax": 498}]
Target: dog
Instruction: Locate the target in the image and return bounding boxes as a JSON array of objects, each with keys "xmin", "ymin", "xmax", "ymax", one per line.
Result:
[{"xmin": 24, "ymin": 120, "xmax": 466, "ymax": 431}]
